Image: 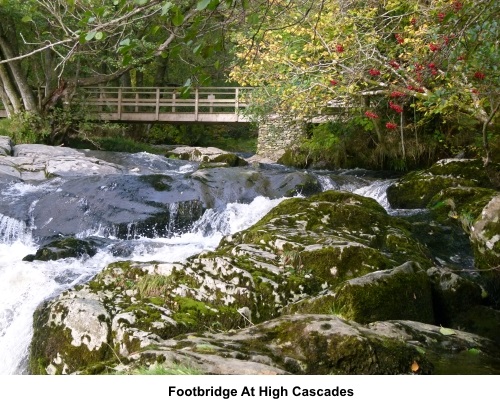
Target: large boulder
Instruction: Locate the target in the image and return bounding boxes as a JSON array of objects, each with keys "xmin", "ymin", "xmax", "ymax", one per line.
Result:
[
  {"xmin": 387, "ymin": 159, "xmax": 499, "ymax": 209},
  {"xmin": 127, "ymin": 315, "xmax": 500, "ymax": 375},
  {"xmin": 428, "ymin": 188, "xmax": 500, "ymax": 269},
  {"xmin": 30, "ymin": 191, "xmax": 438, "ymax": 374},
  {"xmin": 469, "ymin": 195, "xmax": 500, "ymax": 268},
  {"xmin": 328, "ymin": 262, "xmax": 435, "ymax": 324}
]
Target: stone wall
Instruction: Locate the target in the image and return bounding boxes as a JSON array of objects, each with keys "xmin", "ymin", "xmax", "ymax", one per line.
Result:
[{"xmin": 257, "ymin": 116, "xmax": 307, "ymax": 161}]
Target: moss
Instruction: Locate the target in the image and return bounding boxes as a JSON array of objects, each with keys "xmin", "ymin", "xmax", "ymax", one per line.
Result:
[
  {"xmin": 277, "ymin": 147, "xmax": 309, "ymax": 169},
  {"xmin": 30, "ymin": 237, "xmax": 98, "ymax": 261},
  {"xmin": 139, "ymin": 174, "xmax": 173, "ymax": 191},
  {"xmin": 333, "ymin": 263, "xmax": 435, "ymax": 324},
  {"xmin": 29, "ymin": 300, "xmax": 111, "ymax": 375},
  {"xmin": 451, "ymin": 306, "xmax": 500, "ymax": 345},
  {"xmin": 387, "ymin": 160, "xmax": 500, "ymax": 209},
  {"xmin": 428, "ymin": 187, "xmax": 497, "ymax": 225}
]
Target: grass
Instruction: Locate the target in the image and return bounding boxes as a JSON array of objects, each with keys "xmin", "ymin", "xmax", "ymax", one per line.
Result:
[{"xmin": 119, "ymin": 362, "xmax": 204, "ymax": 375}]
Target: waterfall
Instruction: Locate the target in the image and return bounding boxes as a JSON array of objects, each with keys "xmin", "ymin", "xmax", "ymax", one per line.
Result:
[
  {"xmin": 0, "ymin": 195, "xmax": 285, "ymax": 374},
  {"xmin": 0, "ymin": 214, "xmax": 32, "ymax": 245},
  {"xmin": 353, "ymin": 179, "xmax": 394, "ymax": 210}
]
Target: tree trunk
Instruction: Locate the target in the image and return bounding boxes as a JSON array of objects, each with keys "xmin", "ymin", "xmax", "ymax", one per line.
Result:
[
  {"xmin": 154, "ymin": 55, "xmax": 169, "ymax": 87},
  {"xmin": 0, "ymin": 34, "xmax": 38, "ymax": 112},
  {"xmin": 0, "ymin": 80, "xmax": 15, "ymax": 117},
  {"xmin": 0, "ymin": 63, "xmax": 22, "ymax": 113},
  {"xmin": 42, "ymin": 49, "xmax": 59, "ymax": 98}
]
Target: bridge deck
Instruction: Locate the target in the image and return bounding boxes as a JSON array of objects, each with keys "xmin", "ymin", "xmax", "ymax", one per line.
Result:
[{"xmin": 0, "ymin": 86, "xmax": 252, "ymax": 123}]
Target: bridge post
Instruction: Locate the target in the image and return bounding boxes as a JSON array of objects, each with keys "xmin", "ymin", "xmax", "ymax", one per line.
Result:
[
  {"xmin": 117, "ymin": 88, "xmax": 122, "ymax": 120},
  {"xmin": 155, "ymin": 88, "xmax": 160, "ymax": 120},
  {"xmin": 257, "ymin": 115, "xmax": 307, "ymax": 161},
  {"xmin": 194, "ymin": 88, "xmax": 199, "ymax": 121}
]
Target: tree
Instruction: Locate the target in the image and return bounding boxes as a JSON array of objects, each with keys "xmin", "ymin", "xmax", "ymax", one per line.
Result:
[
  {"xmin": 230, "ymin": 0, "xmax": 499, "ymax": 166},
  {"xmin": 0, "ymin": 0, "xmax": 260, "ymax": 143}
]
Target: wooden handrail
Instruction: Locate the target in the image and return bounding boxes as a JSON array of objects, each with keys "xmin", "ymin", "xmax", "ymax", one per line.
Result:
[{"xmin": 0, "ymin": 86, "xmax": 254, "ymax": 123}]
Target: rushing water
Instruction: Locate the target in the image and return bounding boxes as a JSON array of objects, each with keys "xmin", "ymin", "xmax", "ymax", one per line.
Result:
[{"xmin": 0, "ymin": 157, "xmax": 396, "ymax": 375}]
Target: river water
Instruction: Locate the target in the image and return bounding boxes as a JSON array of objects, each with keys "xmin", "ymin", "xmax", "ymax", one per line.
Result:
[{"xmin": 0, "ymin": 154, "xmax": 394, "ymax": 375}]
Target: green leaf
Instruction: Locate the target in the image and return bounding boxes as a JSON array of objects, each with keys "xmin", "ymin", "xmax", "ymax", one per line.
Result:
[
  {"xmin": 247, "ymin": 13, "xmax": 260, "ymax": 25},
  {"xmin": 192, "ymin": 43, "xmax": 202, "ymax": 54},
  {"xmin": 196, "ymin": 0, "xmax": 211, "ymax": 10},
  {"xmin": 468, "ymin": 348, "xmax": 481, "ymax": 355},
  {"xmin": 439, "ymin": 327, "xmax": 456, "ymax": 336},
  {"xmin": 95, "ymin": 31, "xmax": 104, "ymax": 40},
  {"xmin": 172, "ymin": 9, "xmax": 184, "ymax": 26},
  {"xmin": 135, "ymin": 0, "xmax": 148, "ymax": 5},
  {"xmin": 21, "ymin": 15, "xmax": 33, "ymax": 23},
  {"xmin": 161, "ymin": 1, "xmax": 173, "ymax": 16},
  {"xmin": 85, "ymin": 31, "xmax": 97, "ymax": 41},
  {"xmin": 119, "ymin": 38, "xmax": 131, "ymax": 46}
]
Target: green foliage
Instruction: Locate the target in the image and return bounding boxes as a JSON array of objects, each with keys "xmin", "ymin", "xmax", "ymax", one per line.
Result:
[{"xmin": 119, "ymin": 362, "xmax": 204, "ymax": 375}]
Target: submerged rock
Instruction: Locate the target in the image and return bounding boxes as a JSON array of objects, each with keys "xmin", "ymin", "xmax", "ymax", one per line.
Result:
[
  {"xmin": 23, "ymin": 237, "xmax": 103, "ymax": 261},
  {"xmin": 168, "ymin": 146, "xmax": 248, "ymax": 167}
]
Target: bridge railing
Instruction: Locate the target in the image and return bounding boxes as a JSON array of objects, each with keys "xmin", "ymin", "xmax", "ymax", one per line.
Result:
[
  {"xmin": 80, "ymin": 86, "xmax": 252, "ymax": 122},
  {"xmin": 0, "ymin": 86, "xmax": 253, "ymax": 122}
]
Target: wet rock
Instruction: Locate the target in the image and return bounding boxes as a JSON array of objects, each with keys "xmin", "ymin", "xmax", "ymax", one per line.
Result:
[
  {"xmin": 169, "ymin": 146, "xmax": 248, "ymax": 167},
  {"xmin": 23, "ymin": 237, "xmax": 102, "ymax": 261}
]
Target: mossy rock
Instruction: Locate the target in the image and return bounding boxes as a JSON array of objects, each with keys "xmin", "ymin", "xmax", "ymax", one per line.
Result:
[
  {"xmin": 137, "ymin": 314, "xmax": 500, "ymax": 374},
  {"xmin": 29, "ymin": 286, "xmax": 112, "ymax": 374},
  {"xmin": 168, "ymin": 146, "xmax": 248, "ymax": 167},
  {"xmin": 277, "ymin": 147, "xmax": 309, "ymax": 169},
  {"xmin": 24, "ymin": 237, "xmax": 99, "ymax": 261},
  {"xmin": 469, "ymin": 195, "xmax": 500, "ymax": 269},
  {"xmin": 387, "ymin": 159, "xmax": 499, "ymax": 209},
  {"xmin": 331, "ymin": 262, "xmax": 435, "ymax": 324},
  {"xmin": 428, "ymin": 187, "xmax": 497, "ymax": 225},
  {"xmin": 426, "ymin": 267, "xmax": 483, "ymax": 326},
  {"xmin": 451, "ymin": 305, "xmax": 500, "ymax": 346}
]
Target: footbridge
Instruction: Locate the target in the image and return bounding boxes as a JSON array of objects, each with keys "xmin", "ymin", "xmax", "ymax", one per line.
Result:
[{"xmin": 0, "ymin": 86, "xmax": 252, "ymax": 123}]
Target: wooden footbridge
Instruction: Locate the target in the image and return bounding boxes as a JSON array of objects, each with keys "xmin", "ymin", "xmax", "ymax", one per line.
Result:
[{"xmin": 0, "ymin": 86, "xmax": 253, "ymax": 123}]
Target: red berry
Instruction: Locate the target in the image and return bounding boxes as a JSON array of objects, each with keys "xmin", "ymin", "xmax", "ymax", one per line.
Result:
[
  {"xmin": 389, "ymin": 101, "xmax": 404, "ymax": 114},
  {"xmin": 336, "ymin": 44, "xmax": 344, "ymax": 53},
  {"xmin": 386, "ymin": 122, "xmax": 398, "ymax": 130},
  {"xmin": 452, "ymin": 2, "xmax": 463, "ymax": 12},
  {"xmin": 364, "ymin": 111, "xmax": 379, "ymax": 119},
  {"xmin": 429, "ymin": 43, "xmax": 440, "ymax": 52},
  {"xmin": 474, "ymin": 71, "xmax": 486, "ymax": 80},
  {"xmin": 389, "ymin": 60, "xmax": 400, "ymax": 69},
  {"xmin": 369, "ymin": 68, "xmax": 381, "ymax": 76}
]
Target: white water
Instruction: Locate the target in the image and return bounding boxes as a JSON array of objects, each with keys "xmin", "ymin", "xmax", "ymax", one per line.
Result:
[{"xmin": 0, "ymin": 195, "xmax": 285, "ymax": 375}]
